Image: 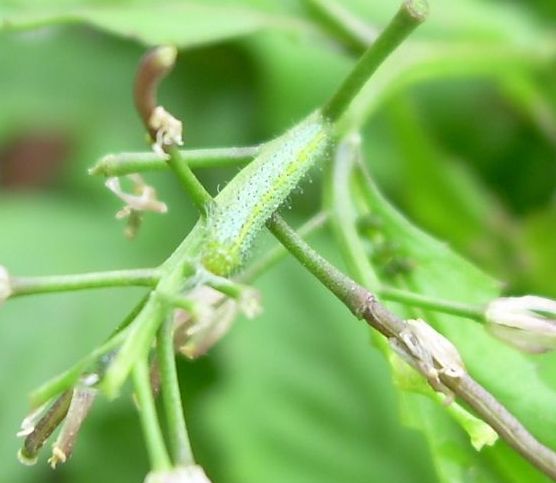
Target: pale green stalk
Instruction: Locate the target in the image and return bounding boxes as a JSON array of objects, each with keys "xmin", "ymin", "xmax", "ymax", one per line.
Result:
[
  {"xmin": 156, "ymin": 317, "xmax": 194, "ymax": 466},
  {"xmin": 90, "ymin": 146, "xmax": 259, "ymax": 177},
  {"xmin": 132, "ymin": 356, "xmax": 172, "ymax": 471},
  {"xmin": 11, "ymin": 269, "xmax": 160, "ymax": 297}
]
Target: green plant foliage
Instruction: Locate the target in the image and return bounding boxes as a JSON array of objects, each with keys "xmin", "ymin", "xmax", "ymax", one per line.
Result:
[
  {"xmin": 0, "ymin": 0, "xmax": 554, "ymax": 482},
  {"xmin": 355, "ymin": 173, "xmax": 556, "ymax": 482},
  {"xmin": 0, "ymin": 1, "xmax": 311, "ymax": 47}
]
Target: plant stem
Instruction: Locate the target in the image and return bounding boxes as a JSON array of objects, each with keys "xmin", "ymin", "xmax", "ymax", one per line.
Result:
[
  {"xmin": 30, "ymin": 330, "xmax": 126, "ymax": 407},
  {"xmin": 132, "ymin": 356, "xmax": 172, "ymax": 471},
  {"xmin": 322, "ymin": 0, "xmax": 427, "ymax": 122},
  {"xmin": 89, "ymin": 146, "xmax": 259, "ymax": 177},
  {"xmin": 155, "ymin": 291, "xmax": 199, "ymax": 314},
  {"xmin": 157, "ymin": 317, "xmax": 194, "ymax": 466},
  {"xmin": 166, "ymin": 146, "xmax": 215, "ymax": 216},
  {"xmin": 269, "ymin": 212, "xmax": 556, "ymax": 480},
  {"xmin": 11, "ymin": 268, "xmax": 160, "ymax": 297},
  {"xmin": 267, "ymin": 214, "xmax": 368, "ymax": 314},
  {"xmin": 102, "ymin": 291, "xmax": 167, "ymax": 398},
  {"xmin": 379, "ymin": 286, "xmax": 484, "ymax": 321},
  {"xmin": 450, "ymin": 375, "xmax": 556, "ymax": 481},
  {"xmin": 323, "ymin": 134, "xmax": 381, "ymax": 290},
  {"xmin": 237, "ymin": 211, "xmax": 328, "ymax": 283}
]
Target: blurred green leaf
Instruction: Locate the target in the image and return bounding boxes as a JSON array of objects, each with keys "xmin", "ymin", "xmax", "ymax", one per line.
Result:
[
  {"xmin": 357, "ymin": 172, "xmax": 556, "ymax": 482},
  {"xmin": 0, "ymin": 0, "xmax": 311, "ymax": 47},
  {"xmin": 378, "ymin": 94, "xmax": 522, "ymax": 279}
]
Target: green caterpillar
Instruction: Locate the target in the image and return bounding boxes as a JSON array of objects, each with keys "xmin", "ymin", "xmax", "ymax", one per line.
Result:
[{"xmin": 202, "ymin": 111, "xmax": 333, "ymax": 276}]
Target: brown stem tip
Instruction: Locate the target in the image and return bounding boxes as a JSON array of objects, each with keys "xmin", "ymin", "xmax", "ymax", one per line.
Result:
[
  {"xmin": 134, "ymin": 45, "xmax": 182, "ymax": 153},
  {"xmin": 405, "ymin": 0, "xmax": 429, "ymax": 22}
]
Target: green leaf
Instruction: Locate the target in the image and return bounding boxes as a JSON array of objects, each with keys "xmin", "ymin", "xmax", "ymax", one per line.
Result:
[
  {"xmin": 356, "ymin": 172, "xmax": 556, "ymax": 482},
  {"xmin": 0, "ymin": 1, "xmax": 309, "ymax": 47},
  {"xmin": 378, "ymin": 94, "xmax": 518, "ymax": 277}
]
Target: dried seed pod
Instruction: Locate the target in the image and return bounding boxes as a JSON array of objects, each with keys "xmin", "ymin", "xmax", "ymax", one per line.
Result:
[{"xmin": 48, "ymin": 387, "xmax": 97, "ymax": 469}]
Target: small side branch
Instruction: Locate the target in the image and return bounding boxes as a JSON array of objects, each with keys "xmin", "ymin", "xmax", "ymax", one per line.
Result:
[
  {"xmin": 10, "ymin": 268, "xmax": 160, "ymax": 298},
  {"xmin": 156, "ymin": 317, "xmax": 195, "ymax": 466},
  {"xmin": 90, "ymin": 146, "xmax": 259, "ymax": 177},
  {"xmin": 237, "ymin": 211, "xmax": 328, "ymax": 283},
  {"xmin": 132, "ymin": 356, "xmax": 172, "ymax": 472},
  {"xmin": 165, "ymin": 146, "xmax": 214, "ymax": 214}
]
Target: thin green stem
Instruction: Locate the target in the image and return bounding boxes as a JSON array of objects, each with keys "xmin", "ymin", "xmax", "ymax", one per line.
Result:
[
  {"xmin": 324, "ymin": 134, "xmax": 380, "ymax": 290},
  {"xmin": 379, "ymin": 286, "xmax": 484, "ymax": 321},
  {"xmin": 89, "ymin": 146, "xmax": 259, "ymax": 177},
  {"xmin": 322, "ymin": 0, "xmax": 427, "ymax": 122},
  {"xmin": 157, "ymin": 317, "xmax": 194, "ymax": 466},
  {"xmin": 238, "ymin": 212, "xmax": 328, "ymax": 283},
  {"xmin": 166, "ymin": 146, "xmax": 213, "ymax": 216},
  {"xmin": 11, "ymin": 268, "xmax": 160, "ymax": 297},
  {"xmin": 102, "ymin": 292, "xmax": 167, "ymax": 398},
  {"xmin": 155, "ymin": 291, "xmax": 200, "ymax": 315},
  {"xmin": 204, "ymin": 274, "xmax": 249, "ymax": 300},
  {"xmin": 132, "ymin": 356, "xmax": 172, "ymax": 471},
  {"xmin": 267, "ymin": 214, "xmax": 366, "ymax": 313},
  {"xmin": 30, "ymin": 331, "xmax": 126, "ymax": 408}
]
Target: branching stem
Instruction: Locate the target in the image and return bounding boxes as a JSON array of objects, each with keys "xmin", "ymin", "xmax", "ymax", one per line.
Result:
[
  {"xmin": 323, "ymin": 134, "xmax": 380, "ymax": 290},
  {"xmin": 379, "ymin": 286, "xmax": 484, "ymax": 321},
  {"xmin": 238, "ymin": 211, "xmax": 328, "ymax": 283},
  {"xmin": 156, "ymin": 317, "xmax": 194, "ymax": 466},
  {"xmin": 166, "ymin": 146, "xmax": 213, "ymax": 215},
  {"xmin": 89, "ymin": 146, "xmax": 259, "ymax": 177},
  {"xmin": 132, "ymin": 356, "xmax": 172, "ymax": 471}
]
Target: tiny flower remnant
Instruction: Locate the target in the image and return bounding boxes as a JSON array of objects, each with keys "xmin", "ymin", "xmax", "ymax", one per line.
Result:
[
  {"xmin": 174, "ymin": 285, "xmax": 262, "ymax": 359},
  {"xmin": 106, "ymin": 174, "xmax": 167, "ymax": 238},
  {"xmin": 149, "ymin": 105, "xmax": 183, "ymax": 156},
  {"xmin": 106, "ymin": 174, "xmax": 168, "ymax": 218},
  {"xmin": 0, "ymin": 265, "xmax": 12, "ymax": 305},
  {"xmin": 391, "ymin": 318, "xmax": 466, "ymax": 403},
  {"xmin": 485, "ymin": 295, "xmax": 556, "ymax": 354},
  {"xmin": 16, "ymin": 404, "xmax": 48, "ymax": 439}
]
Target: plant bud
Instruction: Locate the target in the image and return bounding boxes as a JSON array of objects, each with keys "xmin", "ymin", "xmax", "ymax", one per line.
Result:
[{"xmin": 485, "ymin": 295, "xmax": 556, "ymax": 353}]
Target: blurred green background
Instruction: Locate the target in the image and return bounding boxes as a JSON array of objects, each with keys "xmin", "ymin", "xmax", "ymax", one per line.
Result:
[{"xmin": 0, "ymin": 0, "xmax": 554, "ymax": 482}]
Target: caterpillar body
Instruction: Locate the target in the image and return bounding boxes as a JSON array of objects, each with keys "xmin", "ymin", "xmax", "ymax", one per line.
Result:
[{"xmin": 202, "ymin": 111, "xmax": 333, "ymax": 276}]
